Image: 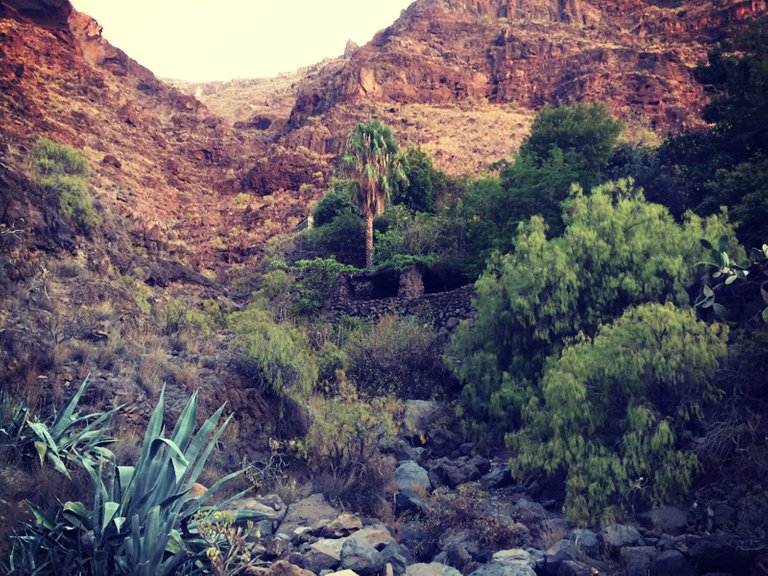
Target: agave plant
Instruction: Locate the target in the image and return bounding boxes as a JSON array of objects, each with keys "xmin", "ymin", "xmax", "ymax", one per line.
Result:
[
  {"xmin": 27, "ymin": 375, "xmax": 121, "ymax": 478},
  {"xmin": 10, "ymin": 386, "xmax": 255, "ymax": 575}
]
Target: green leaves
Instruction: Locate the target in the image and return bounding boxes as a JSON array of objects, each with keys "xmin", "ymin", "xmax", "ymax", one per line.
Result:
[
  {"xmin": 10, "ymin": 386, "xmax": 251, "ymax": 575},
  {"xmin": 511, "ymin": 303, "xmax": 728, "ymax": 525}
]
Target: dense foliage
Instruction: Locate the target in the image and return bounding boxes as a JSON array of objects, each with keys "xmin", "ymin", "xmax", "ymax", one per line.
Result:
[
  {"xmin": 510, "ymin": 303, "xmax": 728, "ymax": 525},
  {"xmin": 449, "ymin": 179, "xmax": 738, "ymax": 444}
]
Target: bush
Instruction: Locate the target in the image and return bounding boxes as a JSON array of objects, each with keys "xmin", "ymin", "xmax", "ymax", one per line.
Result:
[
  {"xmin": 291, "ymin": 257, "xmax": 359, "ymax": 316},
  {"xmin": 450, "ymin": 179, "xmax": 740, "ymax": 444},
  {"xmin": 345, "ymin": 316, "xmax": 454, "ymax": 399},
  {"xmin": 228, "ymin": 303, "xmax": 317, "ymax": 398},
  {"xmin": 509, "ymin": 303, "xmax": 729, "ymax": 525},
  {"xmin": 32, "ymin": 138, "xmax": 99, "ymax": 230},
  {"xmin": 303, "ymin": 379, "xmax": 400, "ymax": 510}
]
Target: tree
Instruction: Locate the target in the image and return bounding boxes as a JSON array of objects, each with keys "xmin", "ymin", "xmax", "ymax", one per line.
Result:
[
  {"xmin": 340, "ymin": 120, "xmax": 407, "ymax": 268},
  {"xmin": 500, "ymin": 103, "xmax": 623, "ymax": 234}
]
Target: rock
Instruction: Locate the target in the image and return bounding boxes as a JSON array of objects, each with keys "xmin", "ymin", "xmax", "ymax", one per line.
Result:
[
  {"xmin": 556, "ymin": 560, "xmax": 594, "ymax": 576},
  {"xmin": 429, "ymin": 457, "xmax": 483, "ymax": 488},
  {"xmin": 639, "ymin": 505, "xmax": 689, "ymax": 536},
  {"xmin": 601, "ymin": 524, "xmax": 645, "ymax": 550},
  {"xmin": 381, "ymin": 542, "xmax": 415, "ymax": 576},
  {"xmin": 688, "ymin": 534, "xmax": 749, "ymax": 573},
  {"xmin": 319, "ymin": 513, "xmax": 364, "ymax": 538},
  {"xmin": 468, "ymin": 561, "xmax": 536, "ymax": 576},
  {"xmin": 395, "ymin": 461, "xmax": 432, "ymax": 496},
  {"xmin": 341, "ymin": 537, "xmax": 384, "ymax": 575},
  {"xmin": 244, "ymin": 560, "xmax": 314, "ymax": 576},
  {"xmin": 468, "ymin": 549, "xmax": 538, "ymax": 576},
  {"xmin": 327, "ymin": 571, "xmax": 359, "ymax": 576},
  {"xmin": 510, "ymin": 498, "xmax": 549, "ymax": 525},
  {"xmin": 426, "ymin": 428, "xmax": 463, "ymax": 457},
  {"xmin": 654, "ymin": 549, "xmax": 695, "ymax": 576},
  {"xmin": 278, "ymin": 494, "xmax": 339, "ymax": 539},
  {"xmin": 544, "ymin": 539, "xmax": 577, "ymax": 576},
  {"xmin": 711, "ymin": 503, "xmax": 736, "ymax": 529},
  {"xmin": 569, "ymin": 529, "xmax": 601, "ymax": 559},
  {"xmin": 395, "ymin": 490, "xmax": 427, "ymax": 516},
  {"xmin": 403, "ymin": 400, "xmax": 443, "ymax": 439},
  {"xmin": 228, "ymin": 494, "xmax": 287, "ymax": 536},
  {"xmin": 482, "ymin": 466, "xmax": 514, "ymax": 489},
  {"xmin": 620, "ymin": 546, "xmax": 656, "ymax": 576},
  {"xmin": 304, "ymin": 538, "xmax": 346, "ymax": 573},
  {"xmin": 405, "ymin": 562, "xmax": 462, "ymax": 576}
]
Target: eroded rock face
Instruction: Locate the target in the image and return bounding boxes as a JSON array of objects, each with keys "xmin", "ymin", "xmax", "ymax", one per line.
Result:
[{"xmin": 289, "ymin": 0, "xmax": 766, "ymax": 138}]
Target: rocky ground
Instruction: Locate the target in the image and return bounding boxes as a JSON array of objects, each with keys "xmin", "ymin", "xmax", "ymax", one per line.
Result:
[{"xmin": 224, "ymin": 400, "xmax": 768, "ymax": 576}]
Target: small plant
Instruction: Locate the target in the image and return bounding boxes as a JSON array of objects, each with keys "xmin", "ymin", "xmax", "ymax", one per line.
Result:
[
  {"xmin": 1, "ymin": 376, "xmax": 119, "ymax": 478},
  {"xmin": 198, "ymin": 511, "xmax": 262, "ymax": 576},
  {"xmin": 32, "ymin": 138, "xmax": 99, "ymax": 230}
]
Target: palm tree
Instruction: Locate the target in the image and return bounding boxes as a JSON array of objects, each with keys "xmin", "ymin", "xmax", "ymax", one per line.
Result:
[{"xmin": 340, "ymin": 120, "xmax": 407, "ymax": 268}]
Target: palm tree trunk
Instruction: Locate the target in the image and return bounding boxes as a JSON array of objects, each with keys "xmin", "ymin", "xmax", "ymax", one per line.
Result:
[{"xmin": 365, "ymin": 211, "xmax": 374, "ymax": 269}]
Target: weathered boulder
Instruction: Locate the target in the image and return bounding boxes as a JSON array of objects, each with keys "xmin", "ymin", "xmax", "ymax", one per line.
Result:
[
  {"xmin": 278, "ymin": 494, "xmax": 340, "ymax": 539},
  {"xmin": 654, "ymin": 549, "xmax": 695, "ymax": 576},
  {"xmin": 601, "ymin": 524, "xmax": 645, "ymax": 550},
  {"xmin": 395, "ymin": 461, "xmax": 432, "ymax": 496},
  {"xmin": 620, "ymin": 546, "xmax": 656, "ymax": 576},
  {"xmin": 381, "ymin": 542, "xmax": 415, "ymax": 576},
  {"xmin": 638, "ymin": 505, "xmax": 689, "ymax": 536},
  {"xmin": 318, "ymin": 513, "xmax": 364, "ymax": 538},
  {"xmin": 405, "ymin": 562, "xmax": 462, "ymax": 576},
  {"xmin": 341, "ymin": 537, "xmax": 384, "ymax": 575},
  {"xmin": 228, "ymin": 494, "xmax": 287, "ymax": 536}
]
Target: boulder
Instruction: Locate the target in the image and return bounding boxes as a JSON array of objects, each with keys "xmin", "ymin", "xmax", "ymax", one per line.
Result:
[
  {"xmin": 468, "ymin": 561, "xmax": 536, "ymax": 576},
  {"xmin": 318, "ymin": 513, "xmax": 364, "ymax": 538},
  {"xmin": 278, "ymin": 494, "xmax": 339, "ymax": 539},
  {"xmin": 482, "ymin": 466, "xmax": 513, "ymax": 489},
  {"xmin": 601, "ymin": 524, "xmax": 645, "ymax": 550},
  {"xmin": 569, "ymin": 529, "xmax": 602, "ymax": 559},
  {"xmin": 244, "ymin": 560, "xmax": 314, "ymax": 576},
  {"xmin": 395, "ymin": 461, "xmax": 432, "ymax": 496},
  {"xmin": 544, "ymin": 539, "xmax": 577, "ymax": 576},
  {"xmin": 403, "ymin": 400, "xmax": 442, "ymax": 438},
  {"xmin": 639, "ymin": 505, "xmax": 689, "ymax": 536},
  {"xmin": 381, "ymin": 542, "xmax": 415, "ymax": 576},
  {"xmin": 620, "ymin": 546, "xmax": 656, "ymax": 576},
  {"xmin": 688, "ymin": 534, "xmax": 750, "ymax": 573},
  {"xmin": 654, "ymin": 549, "xmax": 695, "ymax": 576},
  {"xmin": 405, "ymin": 562, "xmax": 462, "ymax": 576},
  {"xmin": 341, "ymin": 537, "xmax": 384, "ymax": 575},
  {"xmin": 228, "ymin": 494, "xmax": 287, "ymax": 536}
]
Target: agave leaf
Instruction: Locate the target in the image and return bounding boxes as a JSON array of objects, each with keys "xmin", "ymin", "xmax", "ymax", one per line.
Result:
[
  {"xmin": 761, "ymin": 281, "xmax": 768, "ymax": 306},
  {"xmin": 718, "ymin": 234, "xmax": 729, "ymax": 253},
  {"xmin": 33, "ymin": 440, "xmax": 47, "ymax": 466},
  {"xmin": 169, "ymin": 390, "xmax": 198, "ymax": 452},
  {"xmin": 185, "ymin": 412, "xmax": 231, "ymax": 490},
  {"xmin": 763, "ymin": 307, "xmax": 768, "ymax": 324},
  {"xmin": 62, "ymin": 501, "xmax": 90, "ymax": 530},
  {"xmin": 713, "ymin": 303, "xmax": 730, "ymax": 321},
  {"xmin": 725, "ymin": 274, "xmax": 738, "ymax": 285},
  {"xmin": 49, "ymin": 374, "xmax": 91, "ymax": 439},
  {"xmin": 102, "ymin": 502, "xmax": 120, "ymax": 536}
]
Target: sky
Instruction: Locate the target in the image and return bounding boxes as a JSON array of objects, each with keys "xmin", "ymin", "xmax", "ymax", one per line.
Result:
[{"xmin": 69, "ymin": 0, "xmax": 414, "ymax": 82}]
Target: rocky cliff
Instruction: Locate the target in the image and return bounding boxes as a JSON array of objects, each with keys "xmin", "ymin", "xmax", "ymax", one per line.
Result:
[{"xmin": 288, "ymin": 0, "xmax": 766, "ymax": 159}]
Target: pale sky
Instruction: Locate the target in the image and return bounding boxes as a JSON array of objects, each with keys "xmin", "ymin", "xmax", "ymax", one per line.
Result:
[{"xmin": 70, "ymin": 1, "xmax": 414, "ymax": 82}]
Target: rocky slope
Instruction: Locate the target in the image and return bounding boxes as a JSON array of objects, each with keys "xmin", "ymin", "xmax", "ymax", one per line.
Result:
[{"xmin": 283, "ymin": 0, "xmax": 766, "ymax": 168}]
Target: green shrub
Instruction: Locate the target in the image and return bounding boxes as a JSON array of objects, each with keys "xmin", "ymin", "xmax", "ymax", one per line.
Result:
[
  {"xmin": 509, "ymin": 303, "xmax": 728, "ymax": 525},
  {"xmin": 290, "ymin": 257, "xmax": 359, "ymax": 316},
  {"xmin": 450, "ymin": 179, "xmax": 740, "ymax": 444},
  {"xmin": 303, "ymin": 380, "xmax": 400, "ymax": 508},
  {"xmin": 228, "ymin": 303, "xmax": 317, "ymax": 398},
  {"xmin": 32, "ymin": 138, "xmax": 99, "ymax": 230}
]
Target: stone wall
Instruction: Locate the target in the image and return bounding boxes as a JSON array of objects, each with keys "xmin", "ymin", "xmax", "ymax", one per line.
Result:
[{"xmin": 328, "ymin": 284, "xmax": 475, "ymax": 337}]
